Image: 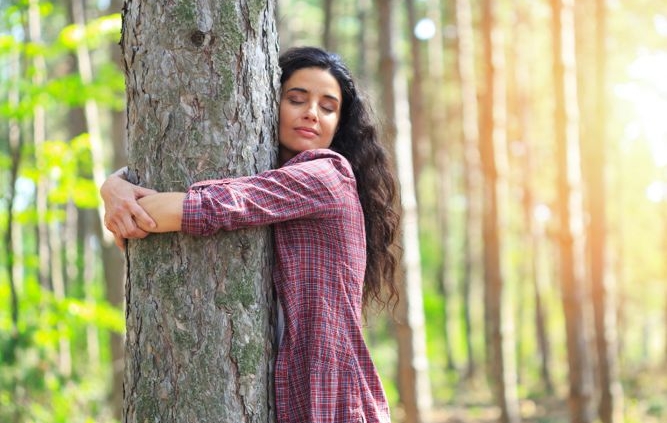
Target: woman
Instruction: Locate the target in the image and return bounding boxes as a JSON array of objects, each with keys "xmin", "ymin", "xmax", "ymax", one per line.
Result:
[{"xmin": 101, "ymin": 46, "xmax": 400, "ymax": 423}]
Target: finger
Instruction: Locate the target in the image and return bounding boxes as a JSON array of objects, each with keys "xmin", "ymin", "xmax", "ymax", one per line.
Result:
[
  {"xmin": 116, "ymin": 212, "xmax": 154, "ymax": 239},
  {"xmin": 114, "ymin": 213, "xmax": 139, "ymax": 238},
  {"xmin": 114, "ymin": 233, "xmax": 126, "ymax": 251},
  {"xmin": 135, "ymin": 186, "xmax": 159, "ymax": 197},
  {"xmin": 130, "ymin": 204, "xmax": 157, "ymax": 230},
  {"xmin": 126, "ymin": 227, "xmax": 151, "ymax": 239}
]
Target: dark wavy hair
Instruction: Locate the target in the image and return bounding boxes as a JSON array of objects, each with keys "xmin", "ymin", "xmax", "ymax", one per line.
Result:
[{"xmin": 279, "ymin": 46, "xmax": 401, "ymax": 310}]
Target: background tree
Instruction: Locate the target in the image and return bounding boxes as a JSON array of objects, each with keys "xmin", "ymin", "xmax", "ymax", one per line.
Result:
[
  {"xmin": 479, "ymin": 1, "xmax": 521, "ymax": 422},
  {"xmin": 376, "ymin": 0, "xmax": 432, "ymax": 421},
  {"xmin": 575, "ymin": 0, "xmax": 623, "ymax": 422},
  {"xmin": 509, "ymin": 0, "xmax": 554, "ymax": 394},
  {"xmin": 454, "ymin": 0, "xmax": 481, "ymax": 380},
  {"xmin": 120, "ymin": 1, "xmax": 279, "ymax": 421},
  {"xmin": 551, "ymin": 0, "xmax": 595, "ymax": 421}
]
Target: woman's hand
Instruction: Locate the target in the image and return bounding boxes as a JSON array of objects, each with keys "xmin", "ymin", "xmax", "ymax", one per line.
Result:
[{"xmin": 100, "ymin": 168, "xmax": 158, "ymax": 250}]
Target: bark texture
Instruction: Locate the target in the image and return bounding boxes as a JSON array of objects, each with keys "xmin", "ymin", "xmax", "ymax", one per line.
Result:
[{"xmin": 120, "ymin": 1, "xmax": 279, "ymax": 422}]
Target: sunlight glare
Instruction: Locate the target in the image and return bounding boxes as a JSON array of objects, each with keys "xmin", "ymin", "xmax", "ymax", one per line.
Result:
[
  {"xmin": 414, "ymin": 18, "xmax": 436, "ymax": 41},
  {"xmin": 533, "ymin": 204, "xmax": 552, "ymax": 224},
  {"xmin": 654, "ymin": 14, "xmax": 667, "ymax": 37},
  {"xmin": 615, "ymin": 51, "xmax": 667, "ymax": 167},
  {"xmin": 646, "ymin": 181, "xmax": 667, "ymax": 203}
]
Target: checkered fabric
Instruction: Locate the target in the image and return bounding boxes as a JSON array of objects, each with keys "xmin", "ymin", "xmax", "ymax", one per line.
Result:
[{"xmin": 182, "ymin": 149, "xmax": 391, "ymax": 423}]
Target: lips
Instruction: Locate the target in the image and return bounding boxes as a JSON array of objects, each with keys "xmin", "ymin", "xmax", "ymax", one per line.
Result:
[{"xmin": 294, "ymin": 127, "xmax": 318, "ymax": 138}]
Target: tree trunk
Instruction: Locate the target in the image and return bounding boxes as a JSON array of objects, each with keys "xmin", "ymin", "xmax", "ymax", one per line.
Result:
[
  {"xmin": 454, "ymin": 0, "xmax": 481, "ymax": 380},
  {"xmin": 479, "ymin": 1, "xmax": 521, "ymax": 422},
  {"xmin": 427, "ymin": 0, "xmax": 459, "ymax": 375},
  {"xmin": 551, "ymin": 0, "xmax": 595, "ymax": 422},
  {"xmin": 322, "ymin": 0, "xmax": 334, "ymax": 51},
  {"xmin": 376, "ymin": 1, "xmax": 432, "ymax": 422},
  {"xmin": 28, "ymin": 0, "xmax": 50, "ymax": 292},
  {"xmin": 574, "ymin": 0, "xmax": 623, "ymax": 421},
  {"xmin": 354, "ymin": 0, "xmax": 372, "ymax": 84},
  {"xmin": 120, "ymin": 1, "xmax": 279, "ymax": 422},
  {"xmin": 6, "ymin": 42, "xmax": 22, "ymax": 341},
  {"xmin": 405, "ymin": 0, "xmax": 428, "ymax": 186},
  {"xmin": 511, "ymin": 1, "xmax": 554, "ymax": 394}
]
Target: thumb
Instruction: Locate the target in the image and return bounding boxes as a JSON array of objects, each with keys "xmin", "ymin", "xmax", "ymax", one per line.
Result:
[{"xmin": 135, "ymin": 186, "xmax": 159, "ymax": 198}]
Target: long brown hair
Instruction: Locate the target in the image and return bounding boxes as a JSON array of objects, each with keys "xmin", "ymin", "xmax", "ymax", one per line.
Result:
[{"xmin": 279, "ymin": 47, "xmax": 401, "ymax": 309}]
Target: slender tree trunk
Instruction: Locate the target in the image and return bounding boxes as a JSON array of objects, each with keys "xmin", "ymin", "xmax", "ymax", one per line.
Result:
[
  {"xmin": 28, "ymin": 0, "xmax": 74, "ymax": 376},
  {"xmin": 376, "ymin": 1, "xmax": 432, "ymax": 422},
  {"xmin": 28, "ymin": 0, "xmax": 50, "ymax": 292},
  {"xmin": 429, "ymin": 0, "xmax": 459, "ymax": 374},
  {"xmin": 405, "ymin": 0, "xmax": 428, "ymax": 186},
  {"xmin": 454, "ymin": 0, "xmax": 481, "ymax": 380},
  {"xmin": 512, "ymin": 1, "xmax": 554, "ymax": 394},
  {"xmin": 480, "ymin": 1, "xmax": 521, "ymax": 422},
  {"xmin": 49, "ymin": 212, "xmax": 72, "ymax": 376},
  {"xmin": 355, "ymin": 0, "xmax": 371, "ymax": 83},
  {"xmin": 6, "ymin": 42, "xmax": 22, "ymax": 340},
  {"xmin": 551, "ymin": 0, "xmax": 595, "ymax": 422},
  {"xmin": 66, "ymin": 0, "xmax": 103, "ymax": 373},
  {"xmin": 121, "ymin": 1, "xmax": 279, "ymax": 422},
  {"xmin": 581, "ymin": 1, "xmax": 623, "ymax": 421},
  {"xmin": 322, "ymin": 0, "xmax": 334, "ymax": 51}
]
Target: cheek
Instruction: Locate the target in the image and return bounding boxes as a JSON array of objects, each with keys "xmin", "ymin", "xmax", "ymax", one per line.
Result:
[{"xmin": 326, "ymin": 116, "xmax": 340, "ymax": 135}]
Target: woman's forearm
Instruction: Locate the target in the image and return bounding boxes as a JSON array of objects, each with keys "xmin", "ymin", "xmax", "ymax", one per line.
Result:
[{"xmin": 137, "ymin": 192, "xmax": 187, "ymax": 233}]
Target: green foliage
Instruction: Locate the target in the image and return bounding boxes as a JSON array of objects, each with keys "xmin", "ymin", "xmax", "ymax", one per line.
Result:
[
  {"xmin": 1, "ymin": 2, "xmax": 125, "ymax": 422},
  {"xmin": 0, "ymin": 277, "xmax": 123, "ymax": 423}
]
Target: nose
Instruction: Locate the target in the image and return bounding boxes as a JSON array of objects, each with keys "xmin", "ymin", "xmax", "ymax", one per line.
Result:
[{"xmin": 304, "ymin": 102, "xmax": 318, "ymax": 121}]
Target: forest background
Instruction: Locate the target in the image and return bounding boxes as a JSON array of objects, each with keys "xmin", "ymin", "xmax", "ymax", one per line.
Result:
[{"xmin": 1, "ymin": 0, "xmax": 666, "ymax": 422}]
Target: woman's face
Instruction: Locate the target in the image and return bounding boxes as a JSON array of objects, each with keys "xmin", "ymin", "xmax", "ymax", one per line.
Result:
[{"xmin": 278, "ymin": 67, "xmax": 342, "ymax": 164}]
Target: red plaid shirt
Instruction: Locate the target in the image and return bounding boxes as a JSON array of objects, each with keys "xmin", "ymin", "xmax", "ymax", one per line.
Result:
[{"xmin": 181, "ymin": 149, "xmax": 390, "ymax": 423}]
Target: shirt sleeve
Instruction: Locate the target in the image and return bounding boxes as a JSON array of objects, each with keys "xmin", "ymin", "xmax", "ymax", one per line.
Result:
[{"xmin": 181, "ymin": 149, "xmax": 357, "ymax": 236}]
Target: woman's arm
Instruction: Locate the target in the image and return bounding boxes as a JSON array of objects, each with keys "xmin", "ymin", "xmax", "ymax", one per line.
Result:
[{"xmin": 137, "ymin": 192, "xmax": 187, "ymax": 233}]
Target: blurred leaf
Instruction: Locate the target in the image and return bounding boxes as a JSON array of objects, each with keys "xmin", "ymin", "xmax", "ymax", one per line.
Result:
[
  {"xmin": 59, "ymin": 24, "xmax": 86, "ymax": 49},
  {"xmin": 44, "ymin": 74, "xmax": 88, "ymax": 107},
  {"xmin": 72, "ymin": 178, "xmax": 99, "ymax": 208},
  {"xmin": 0, "ymin": 34, "xmax": 20, "ymax": 54},
  {"xmin": 63, "ymin": 299, "xmax": 124, "ymax": 333},
  {"xmin": 58, "ymin": 14, "xmax": 121, "ymax": 50}
]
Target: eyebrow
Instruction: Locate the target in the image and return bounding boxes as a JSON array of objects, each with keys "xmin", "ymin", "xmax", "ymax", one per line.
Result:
[{"xmin": 285, "ymin": 87, "xmax": 340, "ymax": 103}]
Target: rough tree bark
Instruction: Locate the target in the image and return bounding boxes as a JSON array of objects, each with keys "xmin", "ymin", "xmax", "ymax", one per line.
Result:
[{"xmin": 120, "ymin": 1, "xmax": 279, "ymax": 422}]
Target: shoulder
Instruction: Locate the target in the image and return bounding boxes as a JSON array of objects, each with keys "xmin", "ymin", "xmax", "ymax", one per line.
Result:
[{"xmin": 283, "ymin": 149, "xmax": 354, "ymax": 179}]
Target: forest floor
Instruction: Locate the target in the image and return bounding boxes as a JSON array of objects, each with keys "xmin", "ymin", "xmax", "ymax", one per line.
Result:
[
  {"xmin": 393, "ymin": 385, "xmax": 665, "ymax": 422},
  {"xmin": 388, "ymin": 397, "xmax": 568, "ymax": 423},
  {"xmin": 425, "ymin": 397, "xmax": 569, "ymax": 423},
  {"xmin": 389, "ymin": 365, "xmax": 667, "ymax": 423}
]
